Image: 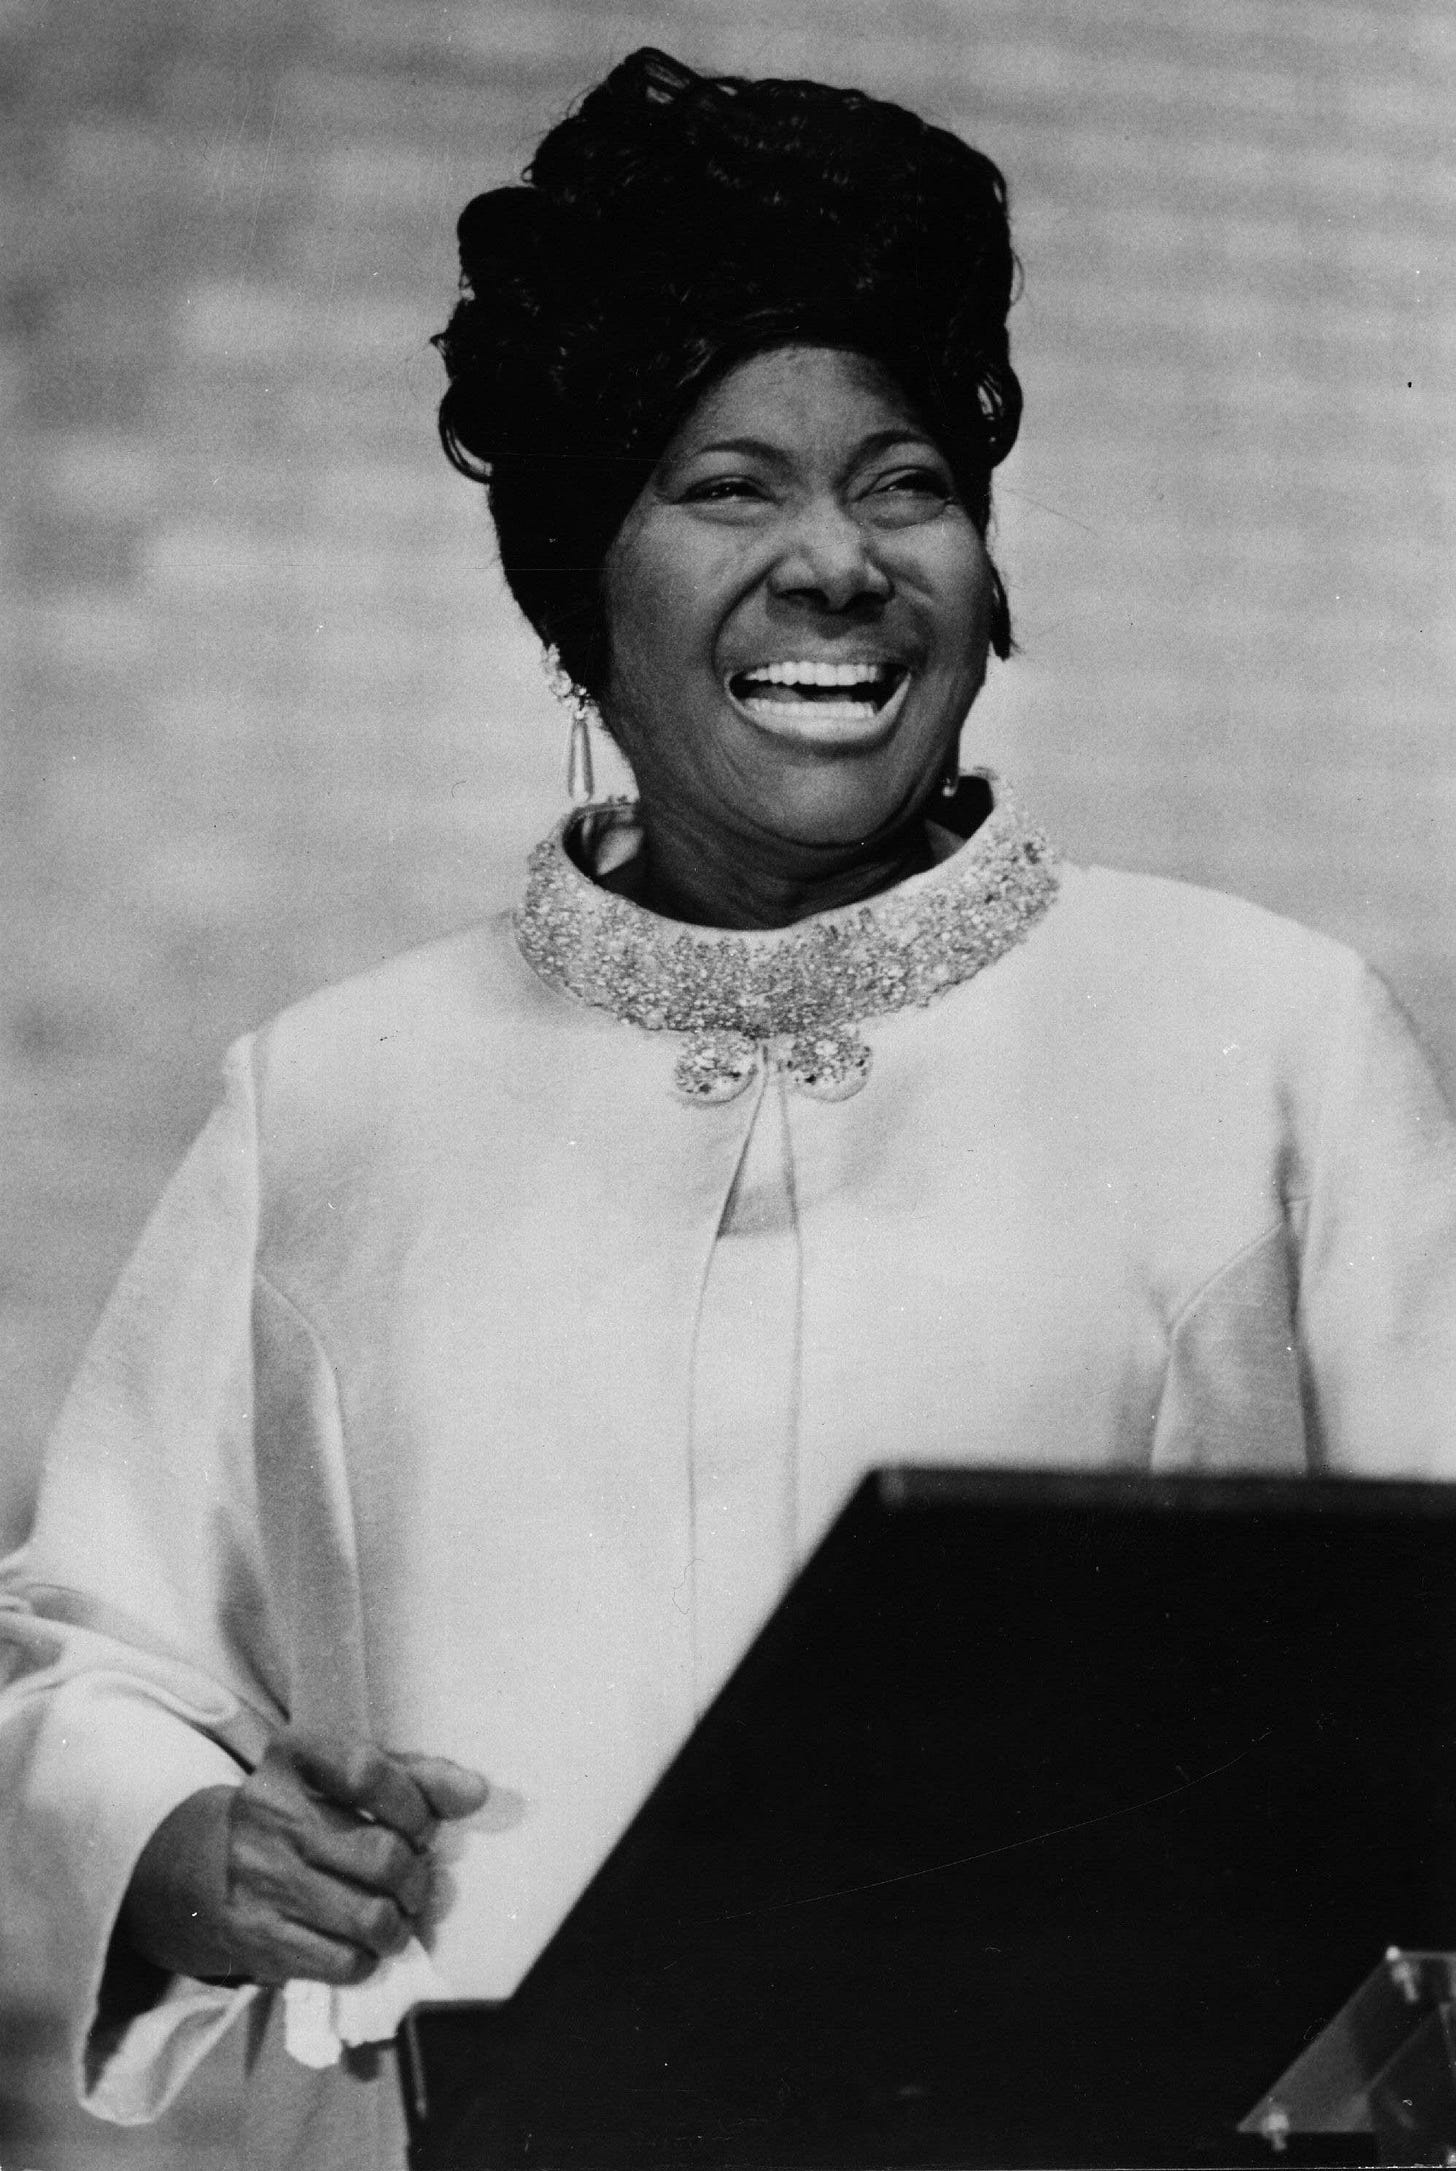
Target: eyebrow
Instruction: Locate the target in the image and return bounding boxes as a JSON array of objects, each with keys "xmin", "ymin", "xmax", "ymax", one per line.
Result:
[{"xmin": 679, "ymin": 427, "xmax": 940, "ymax": 468}]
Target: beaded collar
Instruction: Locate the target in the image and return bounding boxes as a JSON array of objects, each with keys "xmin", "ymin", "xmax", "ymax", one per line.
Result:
[{"xmin": 514, "ymin": 776, "xmax": 1060, "ymax": 1104}]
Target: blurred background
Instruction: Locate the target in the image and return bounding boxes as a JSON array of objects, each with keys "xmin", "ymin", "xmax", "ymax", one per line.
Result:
[{"xmin": 1, "ymin": 0, "xmax": 1451, "ymax": 2159}]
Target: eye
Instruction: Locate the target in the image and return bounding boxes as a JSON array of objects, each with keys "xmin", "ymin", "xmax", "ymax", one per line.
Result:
[
  {"xmin": 861, "ymin": 464, "xmax": 958, "ymax": 528},
  {"xmin": 873, "ymin": 466, "xmax": 953, "ymax": 500},
  {"xmin": 681, "ymin": 475, "xmax": 768, "ymax": 505}
]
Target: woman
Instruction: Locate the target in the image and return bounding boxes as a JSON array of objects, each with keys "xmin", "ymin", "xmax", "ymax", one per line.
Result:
[{"xmin": 3, "ymin": 46, "xmax": 1455, "ymax": 2171}]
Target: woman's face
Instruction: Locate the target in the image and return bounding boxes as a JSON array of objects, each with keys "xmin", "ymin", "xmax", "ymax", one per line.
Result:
[{"xmin": 600, "ymin": 344, "xmax": 996, "ymax": 855}]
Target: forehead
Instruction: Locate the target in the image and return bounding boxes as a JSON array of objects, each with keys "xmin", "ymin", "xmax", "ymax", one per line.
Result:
[{"xmin": 663, "ymin": 344, "xmax": 931, "ymax": 463}]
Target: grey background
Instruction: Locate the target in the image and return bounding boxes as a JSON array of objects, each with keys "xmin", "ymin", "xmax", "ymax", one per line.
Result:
[{"xmin": 1, "ymin": 0, "xmax": 1452, "ymax": 2159}]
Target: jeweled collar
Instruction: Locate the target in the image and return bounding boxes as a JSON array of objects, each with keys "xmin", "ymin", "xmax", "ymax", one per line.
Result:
[{"xmin": 514, "ymin": 774, "xmax": 1059, "ymax": 1104}]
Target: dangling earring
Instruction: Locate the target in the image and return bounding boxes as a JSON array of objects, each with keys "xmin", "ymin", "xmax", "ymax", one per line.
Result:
[
  {"xmin": 565, "ymin": 704, "xmax": 595, "ymax": 807},
  {"xmin": 940, "ymin": 737, "xmax": 962, "ymax": 798},
  {"xmin": 988, "ymin": 564, "xmax": 1013, "ymax": 661},
  {"xmin": 543, "ymin": 644, "xmax": 596, "ymax": 807}
]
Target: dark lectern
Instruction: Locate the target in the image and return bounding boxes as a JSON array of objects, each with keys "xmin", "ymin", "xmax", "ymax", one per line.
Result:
[{"xmin": 399, "ymin": 1469, "xmax": 1456, "ymax": 2168}]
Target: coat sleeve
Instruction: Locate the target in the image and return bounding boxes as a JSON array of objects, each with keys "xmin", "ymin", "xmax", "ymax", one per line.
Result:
[
  {"xmin": 1293, "ymin": 963, "xmax": 1456, "ymax": 1475},
  {"xmin": 0, "ymin": 1037, "xmax": 287, "ymax": 2121}
]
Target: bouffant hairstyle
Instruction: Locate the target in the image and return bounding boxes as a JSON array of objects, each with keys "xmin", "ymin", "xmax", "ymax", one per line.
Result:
[{"xmin": 434, "ymin": 48, "xmax": 1021, "ymax": 702}]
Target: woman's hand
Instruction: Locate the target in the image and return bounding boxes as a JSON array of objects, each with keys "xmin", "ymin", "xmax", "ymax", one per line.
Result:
[{"xmin": 119, "ymin": 1732, "xmax": 489, "ymax": 1987}]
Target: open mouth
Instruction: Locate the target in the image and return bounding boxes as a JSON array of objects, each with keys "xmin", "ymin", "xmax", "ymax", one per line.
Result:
[{"xmin": 726, "ymin": 659, "xmax": 912, "ymax": 736}]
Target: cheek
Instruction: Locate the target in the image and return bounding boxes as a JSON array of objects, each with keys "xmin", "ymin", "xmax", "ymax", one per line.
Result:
[
  {"xmin": 917, "ymin": 532, "xmax": 993, "ymax": 664},
  {"xmin": 604, "ymin": 535, "xmax": 714, "ymax": 698}
]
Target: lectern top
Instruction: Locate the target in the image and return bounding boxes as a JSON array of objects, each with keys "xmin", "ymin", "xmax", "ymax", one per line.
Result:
[{"xmin": 403, "ymin": 1467, "xmax": 1456, "ymax": 2170}]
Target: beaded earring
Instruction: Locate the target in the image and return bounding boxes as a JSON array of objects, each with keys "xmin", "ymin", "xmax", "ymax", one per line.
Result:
[{"xmin": 543, "ymin": 644, "xmax": 596, "ymax": 807}]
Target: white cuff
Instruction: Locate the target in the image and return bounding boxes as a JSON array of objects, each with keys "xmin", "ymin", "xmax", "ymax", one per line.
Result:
[{"xmin": 83, "ymin": 1972, "xmax": 260, "ymax": 2125}]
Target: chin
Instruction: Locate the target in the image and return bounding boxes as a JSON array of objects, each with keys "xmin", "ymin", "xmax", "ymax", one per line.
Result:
[{"xmin": 752, "ymin": 760, "xmax": 927, "ymax": 851}]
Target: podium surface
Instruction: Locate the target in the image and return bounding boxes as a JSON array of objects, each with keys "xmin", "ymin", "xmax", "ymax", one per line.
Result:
[{"xmin": 401, "ymin": 1468, "xmax": 1456, "ymax": 2168}]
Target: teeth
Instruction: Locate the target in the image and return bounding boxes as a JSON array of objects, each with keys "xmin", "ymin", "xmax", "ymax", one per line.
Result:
[
  {"xmin": 740, "ymin": 660, "xmax": 897, "ymax": 689},
  {"xmin": 729, "ymin": 668, "xmax": 916, "ymax": 738},
  {"xmin": 743, "ymin": 698, "xmax": 882, "ymax": 721}
]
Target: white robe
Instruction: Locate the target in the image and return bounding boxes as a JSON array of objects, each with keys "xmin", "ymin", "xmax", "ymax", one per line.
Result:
[{"xmin": 3, "ymin": 825, "xmax": 1455, "ymax": 2170}]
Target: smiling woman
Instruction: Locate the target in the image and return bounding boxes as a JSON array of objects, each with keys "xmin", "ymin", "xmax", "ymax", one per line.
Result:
[
  {"xmin": 2, "ymin": 43, "xmax": 1456, "ymax": 2171},
  {"xmin": 599, "ymin": 346, "xmax": 997, "ymax": 924}
]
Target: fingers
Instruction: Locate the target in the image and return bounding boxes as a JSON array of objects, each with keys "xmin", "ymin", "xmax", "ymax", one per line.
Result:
[
  {"xmin": 290, "ymin": 1736, "xmax": 439, "ymax": 1847},
  {"xmin": 233, "ymin": 1917, "xmax": 384, "ymax": 1990},
  {"xmin": 283, "ymin": 1861, "xmax": 414, "ymax": 1962},
  {"xmin": 395, "ymin": 1753, "xmax": 490, "ymax": 1822},
  {"xmin": 276, "ymin": 1732, "xmax": 489, "ymax": 1831},
  {"xmin": 226, "ymin": 1825, "xmax": 416, "ymax": 1982},
  {"xmin": 239, "ymin": 1752, "xmax": 436, "ymax": 1912},
  {"xmin": 295, "ymin": 1812, "xmax": 436, "ymax": 1919},
  {"xmin": 221, "ymin": 1733, "xmax": 489, "ymax": 1987}
]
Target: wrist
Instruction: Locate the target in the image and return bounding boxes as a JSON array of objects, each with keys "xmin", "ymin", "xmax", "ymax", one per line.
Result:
[{"xmin": 119, "ymin": 1784, "xmax": 241, "ymax": 1980}]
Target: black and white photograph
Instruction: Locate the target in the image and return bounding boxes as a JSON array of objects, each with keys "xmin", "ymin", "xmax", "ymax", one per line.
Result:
[{"xmin": 1, "ymin": 2, "xmax": 1453, "ymax": 2165}]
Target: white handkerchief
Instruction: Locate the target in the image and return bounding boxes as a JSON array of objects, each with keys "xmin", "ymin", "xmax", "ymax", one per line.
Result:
[
  {"xmin": 279, "ymin": 1788, "xmax": 529, "ymax": 2064},
  {"xmin": 282, "ymin": 1938, "xmax": 449, "ymax": 2067}
]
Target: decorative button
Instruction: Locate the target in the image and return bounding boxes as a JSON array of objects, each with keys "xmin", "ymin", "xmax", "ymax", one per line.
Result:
[
  {"xmin": 784, "ymin": 1028, "xmax": 872, "ymax": 1101},
  {"xmin": 673, "ymin": 1031, "xmax": 760, "ymax": 1105}
]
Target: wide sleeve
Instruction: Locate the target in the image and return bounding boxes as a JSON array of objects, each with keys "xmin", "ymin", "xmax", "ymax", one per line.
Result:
[
  {"xmin": 0, "ymin": 1037, "xmax": 287, "ymax": 2121},
  {"xmin": 1292, "ymin": 964, "xmax": 1456, "ymax": 1475}
]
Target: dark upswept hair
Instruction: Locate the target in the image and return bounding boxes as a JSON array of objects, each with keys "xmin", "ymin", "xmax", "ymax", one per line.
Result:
[{"xmin": 433, "ymin": 47, "xmax": 1022, "ymax": 700}]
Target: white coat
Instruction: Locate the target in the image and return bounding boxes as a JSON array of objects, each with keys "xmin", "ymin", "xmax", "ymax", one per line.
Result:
[{"xmin": 3, "ymin": 793, "xmax": 1454, "ymax": 2169}]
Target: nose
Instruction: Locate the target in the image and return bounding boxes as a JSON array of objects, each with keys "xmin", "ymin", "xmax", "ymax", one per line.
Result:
[{"xmin": 768, "ymin": 497, "xmax": 892, "ymax": 613}]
